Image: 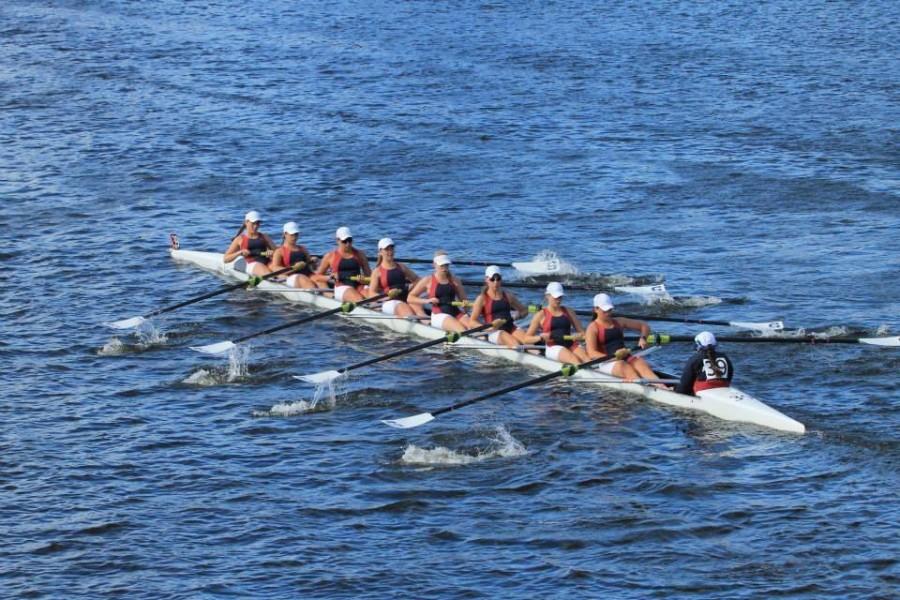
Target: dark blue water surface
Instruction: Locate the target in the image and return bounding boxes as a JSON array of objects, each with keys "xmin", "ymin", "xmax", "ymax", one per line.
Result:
[{"xmin": 2, "ymin": 1, "xmax": 898, "ymax": 598}]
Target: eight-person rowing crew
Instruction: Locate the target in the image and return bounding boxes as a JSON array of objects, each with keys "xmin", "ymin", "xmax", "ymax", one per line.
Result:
[{"xmin": 223, "ymin": 211, "xmax": 734, "ymax": 395}]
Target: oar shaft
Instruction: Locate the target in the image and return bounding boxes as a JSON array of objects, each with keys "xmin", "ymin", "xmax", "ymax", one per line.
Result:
[
  {"xmin": 610, "ymin": 313, "xmax": 734, "ymax": 327},
  {"xmin": 146, "ymin": 265, "xmax": 293, "ymax": 318},
  {"xmin": 233, "ymin": 293, "xmax": 388, "ymax": 344},
  {"xmin": 399, "ymin": 258, "xmax": 514, "ymax": 268},
  {"xmin": 642, "ymin": 334, "xmax": 888, "ymax": 345},
  {"xmin": 342, "ymin": 323, "xmax": 493, "ymax": 374},
  {"xmin": 461, "ymin": 280, "xmax": 604, "ymax": 292}
]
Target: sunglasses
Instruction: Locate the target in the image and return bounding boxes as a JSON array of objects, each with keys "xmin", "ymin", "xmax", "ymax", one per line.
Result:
[
  {"xmin": 339, "ymin": 238, "xmax": 353, "ymax": 244},
  {"xmin": 383, "ymin": 245, "xmax": 395, "ymax": 251},
  {"xmin": 488, "ymin": 275, "xmax": 502, "ymax": 281}
]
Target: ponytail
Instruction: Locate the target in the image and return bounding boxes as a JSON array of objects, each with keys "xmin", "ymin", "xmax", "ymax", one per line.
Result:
[
  {"xmin": 705, "ymin": 346, "xmax": 723, "ymax": 377},
  {"xmin": 232, "ymin": 222, "xmax": 246, "ymax": 241},
  {"xmin": 375, "ymin": 252, "xmax": 384, "ymax": 267}
]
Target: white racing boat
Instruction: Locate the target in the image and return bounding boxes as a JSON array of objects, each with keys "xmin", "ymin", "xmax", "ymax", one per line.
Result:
[{"xmin": 172, "ymin": 249, "xmax": 806, "ymax": 434}]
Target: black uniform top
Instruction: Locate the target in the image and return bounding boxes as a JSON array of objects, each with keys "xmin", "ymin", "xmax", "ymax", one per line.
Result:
[{"xmin": 675, "ymin": 349, "xmax": 734, "ymax": 395}]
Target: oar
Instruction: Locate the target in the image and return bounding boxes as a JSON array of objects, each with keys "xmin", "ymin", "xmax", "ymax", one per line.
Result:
[
  {"xmin": 564, "ymin": 308, "xmax": 784, "ymax": 333},
  {"xmin": 294, "ymin": 320, "xmax": 504, "ymax": 384},
  {"xmin": 461, "ymin": 280, "xmax": 670, "ymax": 297},
  {"xmin": 381, "ymin": 347, "xmax": 637, "ymax": 429},
  {"xmin": 190, "ymin": 292, "xmax": 391, "ymax": 355},
  {"xmin": 104, "ymin": 262, "xmax": 306, "ymax": 329},
  {"xmin": 398, "ymin": 256, "xmax": 565, "ymax": 276},
  {"xmin": 643, "ymin": 333, "xmax": 900, "ymax": 347}
]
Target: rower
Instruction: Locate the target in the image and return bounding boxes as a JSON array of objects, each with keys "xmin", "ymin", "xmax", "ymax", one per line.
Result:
[
  {"xmin": 269, "ymin": 221, "xmax": 316, "ymax": 289},
  {"xmin": 469, "ymin": 265, "xmax": 530, "ymax": 348},
  {"xmin": 675, "ymin": 331, "xmax": 734, "ymax": 395},
  {"xmin": 368, "ymin": 237, "xmax": 424, "ymax": 318},
  {"xmin": 524, "ymin": 282, "xmax": 588, "ymax": 363},
  {"xmin": 585, "ymin": 293, "xmax": 658, "ymax": 381},
  {"xmin": 223, "ymin": 210, "xmax": 276, "ymax": 276},
  {"xmin": 313, "ymin": 226, "xmax": 371, "ymax": 302},
  {"xmin": 407, "ymin": 251, "xmax": 476, "ymax": 332}
]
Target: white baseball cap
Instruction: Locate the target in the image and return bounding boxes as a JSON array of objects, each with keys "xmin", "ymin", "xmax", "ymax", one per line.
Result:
[
  {"xmin": 283, "ymin": 221, "xmax": 300, "ymax": 235},
  {"xmin": 336, "ymin": 226, "xmax": 353, "ymax": 241},
  {"xmin": 378, "ymin": 237, "xmax": 395, "ymax": 250},
  {"xmin": 545, "ymin": 282, "xmax": 565, "ymax": 298},
  {"xmin": 694, "ymin": 331, "xmax": 717, "ymax": 348},
  {"xmin": 434, "ymin": 254, "xmax": 452, "ymax": 266},
  {"xmin": 485, "ymin": 265, "xmax": 502, "ymax": 279},
  {"xmin": 244, "ymin": 210, "xmax": 261, "ymax": 223},
  {"xmin": 593, "ymin": 293, "xmax": 614, "ymax": 311}
]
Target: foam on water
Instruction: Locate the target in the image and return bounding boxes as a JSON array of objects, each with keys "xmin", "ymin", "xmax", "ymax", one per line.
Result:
[
  {"xmin": 400, "ymin": 425, "xmax": 528, "ymax": 466},
  {"xmin": 98, "ymin": 337, "xmax": 126, "ymax": 356},
  {"xmin": 226, "ymin": 345, "xmax": 250, "ymax": 381},
  {"xmin": 181, "ymin": 369, "xmax": 222, "ymax": 386},
  {"xmin": 252, "ymin": 376, "xmax": 344, "ymax": 417}
]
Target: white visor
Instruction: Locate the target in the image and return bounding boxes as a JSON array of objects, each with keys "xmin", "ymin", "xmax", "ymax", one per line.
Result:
[
  {"xmin": 245, "ymin": 210, "xmax": 261, "ymax": 223},
  {"xmin": 593, "ymin": 293, "xmax": 614, "ymax": 311},
  {"xmin": 283, "ymin": 221, "xmax": 300, "ymax": 235},
  {"xmin": 485, "ymin": 265, "xmax": 502, "ymax": 279},
  {"xmin": 545, "ymin": 282, "xmax": 565, "ymax": 298},
  {"xmin": 434, "ymin": 255, "xmax": 452, "ymax": 266},
  {"xmin": 336, "ymin": 226, "xmax": 353, "ymax": 241},
  {"xmin": 378, "ymin": 237, "xmax": 395, "ymax": 250}
]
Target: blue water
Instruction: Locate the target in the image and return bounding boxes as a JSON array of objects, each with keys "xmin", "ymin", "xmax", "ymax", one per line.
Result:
[{"xmin": 2, "ymin": 1, "xmax": 898, "ymax": 597}]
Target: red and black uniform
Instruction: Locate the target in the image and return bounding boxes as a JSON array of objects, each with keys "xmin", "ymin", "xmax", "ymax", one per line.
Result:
[
  {"xmin": 482, "ymin": 291, "xmax": 516, "ymax": 333},
  {"xmin": 280, "ymin": 246, "xmax": 312, "ymax": 275},
  {"xmin": 330, "ymin": 249, "xmax": 365, "ymax": 286},
  {"xmin": 378, "ymin": 265, "xmax": 409, "ymax": 301},
  {"xmin": 541, "ymin": 308, "xmax": 578, "ymax": 348},
  {"xmin": 240, "ymin": 235, "xmax": 269, "ymax": 264},
  {"xmin": 675, "ymin": 350, "xmax": 734, "ymax": 395},
  {"xmin": 428, "ymin": 277, "xmax": 462, "ymax": 316}
]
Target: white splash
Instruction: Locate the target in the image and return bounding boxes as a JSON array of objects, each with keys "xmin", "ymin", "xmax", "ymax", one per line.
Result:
[
  {"xmin": 136, "ymin": 321, "xmax": 167, "ymax": 345},
  {"xmin": 532, "ymin": 250, "xmax": 579, "ymax": 276},
  {"xmin": 226, "ymin": 345, "xmax": 250, "ymax": 381},
  {"xmin": 252, "ymin": 376, "xmax": 344, "ymax": 417},
  {"xmin": 253, "ymin": 398, "xmax": 321, "ymax": 417},
  {"xmin": 182, "ymin": 369, "xmax": 220, "ymax": 386},
  {"xmin": 98, "ymin": 338, "xmax": 126, "ymax": 356},
  {"xmin": 661, "ymin": 295, "xmax": 722, "ymax": 308},
  {"xmin": 400, "ymin": 425, "xmax": 528, "ymax": 466}
]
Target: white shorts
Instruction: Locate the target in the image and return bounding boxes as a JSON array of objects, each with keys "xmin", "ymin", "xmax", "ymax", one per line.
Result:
[
  {"xmin": 594, "ymin": 360, "xmax": 618, "ymax": 375},
  {"xmin": 285, "ymin": 274, "xmax": 304, "ymax": 287},
  {"xmin": 232, "ymin": 258, "xmax": 267, "ymax": 276},
  {"xmin": 381, "ymin": 299, "xmax": 401, "ymax": 315},
  {"xmin": 488, "ymin": 330, "xmax": 504, "ymax": 345},
  {"xmin": 431, "ymin": 312, "xmax": 453, "ymax": 329},
  {"xmin": 545, "ymin": 345, "xmax": 568, "ymax": 362},
  {"xmin": 334, "ymin": 285, "xmax": 360, "ymax": 301}
]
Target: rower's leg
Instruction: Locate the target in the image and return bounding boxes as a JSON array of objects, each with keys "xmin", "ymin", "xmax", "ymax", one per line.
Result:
[
  {"xmin": 250, "ymin": 262, "xmax": 271, "ymax": 276},
  {"xmin": 394, "ymin": 302, "xmax": 414, "ymax": 318},
  {"xmin": 292, "ymin": 274, "xmax": 316, "ymax": 288},
  {"xmin": 611, "ymin": 361, "xmax": 639, "ymax": 382},
  {"xmin": 573, "ymin": 345, "xmax": 590, "ymax": 363},
  {"xmin": 555, "ymin": 347, "xmax": 582, "ymax": 364}
]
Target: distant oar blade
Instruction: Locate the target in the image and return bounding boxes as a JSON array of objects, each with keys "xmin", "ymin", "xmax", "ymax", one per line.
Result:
[
  {"xmin": 614, "ymin": 283, "xmax": 670, "ymax": 298},
  {"xmin": 190, "ymin": 340, "xmax": 237, "ymax": 355},
  {"xmin": 294, "ymin": 370, "xmax": 344, "ymax": 384},
  {"xmin": 730, "ymin": 320, "xmax": 785, "ymax": 332},
  {"xmin": 381, "ymin": 412, "xmax": 436, "ymax": 429},
  {"xmin": 510, "ymin": 259, "xmax": 560, "ymax": 276},
  {"xmin": 104, "ymin": 315, "xmax": 147, "ymax": 330},
  {"xmin": 859, "ymin": 335, "xmax": 900, "ymax": 347}
]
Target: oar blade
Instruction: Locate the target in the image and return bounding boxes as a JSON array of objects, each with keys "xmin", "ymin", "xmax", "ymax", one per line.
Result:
[
  {"xmin": 381, "ymin": 412, "xmax": 436, "ymax": 429},
  {"xmin": 729, "ymin": 320, "xmax": 785, "ymax": 332},
  {"xmin": 189, "ymin": 340, "xmax": 237, "ymax": 355},
  {"xmin": 859, "ymin": 335, "xmax": 900, "ymax": 347},
  {"xmin": 104, "ymin": 315, "xmax": 147, "ymax": 330},
  {"xmin": 614, "ymin": 283, "xmax": 670, "ymax": 298},
  {"xmin": 293, "ymin": 370, "xmax": 343, "ymax": 384},
  {"xmin": 510, "ymin": 259, "xmax": 560, "ymax": 276}
]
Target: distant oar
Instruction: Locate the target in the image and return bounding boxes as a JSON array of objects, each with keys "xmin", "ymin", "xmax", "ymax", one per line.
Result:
[
  {"xmin": 644, "ymin": 333, "xmax": 900, "ymax": 347},
  {"xmin": 294, "ymin": 320, "xmax": 503, "ymax": 384},
  {"xmin": 462, "ymin": 280, "xmax": 670, "ymax": 298},
  {"xmin": 565, "ymin": 308, "xmax": 784, "ymax": 333},
  {"xmin": 190, "ymin": 292, "xmax": 391, "ymax": 355},
  {"xmin": 104, "ymin": 262, "xmax": 303, "ymax": 330},
  {"xmin": 398, "ymin": 257, "xmax": 565, "ymax": 277},
  {"xmin": 381, "ymin": 348, "xmax": 637, "ymax": 429}
]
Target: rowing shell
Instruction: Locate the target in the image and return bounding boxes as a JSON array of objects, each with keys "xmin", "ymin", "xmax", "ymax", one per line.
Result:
[{"xmin": 172, "ymin": 249, "xmax": 806, "ymax": 434}]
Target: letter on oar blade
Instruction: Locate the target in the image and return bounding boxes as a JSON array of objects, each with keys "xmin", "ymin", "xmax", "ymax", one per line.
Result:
[
  {"xmin": 104, "ymin": 316, "xmax": 147, "ymax": 330},
  {"xmin": 510, "ymin": 260, "xmax": 559, "ymax": 276},
  {"xmin": 189, "ymin": 340, "xmax": 237, "ymax": 355},
  {"xmin": 293, "ymin": 370, "xmax": 343, "ymax": 384},
  {"xmin": 381, "ymin": 413, "xmax": 436, "ymax": 429},
  {"xmin": 859, "ymin": 336, "xmax": 900, "ymax": 347}
]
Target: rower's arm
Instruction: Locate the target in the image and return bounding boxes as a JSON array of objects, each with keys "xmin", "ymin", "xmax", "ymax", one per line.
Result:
[
  {"xmin": 400, "ymin": 263, "xmax": 420, "ymax": 284},
  {"xmin": 368, "ymin": 267, "xmax": 382, "ymax": 294},
  {"xmin": 270, "ymin": 248, "xmax": 286, "ymax": 270},
  {"xmin": 358, "ymin": 251, "xmax": 372, "ymax": 276},
  {"xmin": 675, "ymin": 355, "xmax": 699, "ymax": 395},
  {"xmin": 314, "ymin": 252, "xmax": 332, "ymax": 275},
  {"xmin": 567, "ymin": 307, "xmax": 585, "ymax": 334},
  {"xmin": 584, "ymin": 322, "xmax": 606, "ymax": 360},
  {"xmin": 406, "ymin": 277, "xmax": 429, "ymax": 306},
  {"xmin": 617, "ymin": 317, "xmax": 651, "ymax": 347},
  {"xmin": 508, "ymin": 292, "xmax": 528, "ymax": 319},
  {"xmin": 223, "ymin": 237, "xmax": 243, "ymax": 263},
  {"xmin": 469, "ymin": 294, "xmax": 486, "ymax": 323},
  {"xmin": 453, "ymin": 277, "xmax": 468, "ymax": 302}
]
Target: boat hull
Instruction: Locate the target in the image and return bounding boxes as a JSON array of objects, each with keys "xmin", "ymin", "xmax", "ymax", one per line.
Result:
[{"xmin": 172, "ymin": 249, "xmax": 805, "ymax": 434}]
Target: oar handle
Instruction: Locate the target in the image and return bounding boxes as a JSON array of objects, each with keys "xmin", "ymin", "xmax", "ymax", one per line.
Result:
[{"xmin": 233, "ymin": 293, "xmax": 388, "ymax": 343}]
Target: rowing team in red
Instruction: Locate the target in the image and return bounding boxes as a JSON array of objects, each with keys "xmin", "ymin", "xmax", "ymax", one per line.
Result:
[{"xmin": 224, "ymin": 211, "xmax": 733, "ymax": 394}]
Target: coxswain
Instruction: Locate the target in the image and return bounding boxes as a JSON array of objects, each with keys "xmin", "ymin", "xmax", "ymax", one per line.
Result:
[
  {"xmin": 675, "ymin": 331, "xmax": 734, "ymax": 395},
  {"xmin": 407, "ymin": 251, "xmax": 475, "ymax": 332},
  {"xmin": 585, "ymin": 293, "xmax": 658, "ymax": 381},
  {"xmin": 223, "ymin": 210, "xmax": 276, "ymax": 276},
  {"xmin": 269, "ymin": 221, "xmax": 316, "ymax": 289},
  {"xmin": 524, "ymin": 282, "xmax": 589, "ymax": 363},
  {"xmin": 469, "ymin": 265, "xmax": 530, "ymax": 347},
  {"xmin": 313, "ymin": 226, "xmax": 371, "ymax": 302},
  {"xmin": 367, "ymin": 237, "xmax": 424, "ymax": 318}
]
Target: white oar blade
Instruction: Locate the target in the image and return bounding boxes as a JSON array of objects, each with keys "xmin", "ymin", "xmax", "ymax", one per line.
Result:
[
  {"xmin": 615, "ymin": 283, "xmax": 670, "ymax": 297},
  {"xmin": 104, "ymin": 315, "xmax": 147, "ymax": 330},
  {"xmin": 859, "ymin": 336, "xmax": 900, "ymax": 347},
  {"xmin": 381, "ymin": 412, "xmax": 435, "ymax": 429},
  {"xmin": 729, "ymin": 320, "xmax": 784, "ymax": 332},
  {"xmin": 293, "ymin": 370, "xmax": 343, "ymax": 384},
  {"xmin": 189, "ymin": 340, "xmax": 237, "ymax": 355},
  {"xmin": 511, "ymin": 259, "xmax": 559, "ymax": 276}
]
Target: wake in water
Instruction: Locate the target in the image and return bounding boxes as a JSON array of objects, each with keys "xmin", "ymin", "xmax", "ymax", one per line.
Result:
[
  {"xmin": 97, "ymin": 322, "xmax": 169, "ymax": 356},
  {"xmin": 181, "ymin": 345, "xmax": 250, "ymax": 385},
  {"xmin": 399, "ymin": 425, "xmax": 528, "ymax": 466},
  {"xmin": 252, "ymin": 376, "xmax": 346, "ymax": 417}
]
